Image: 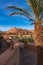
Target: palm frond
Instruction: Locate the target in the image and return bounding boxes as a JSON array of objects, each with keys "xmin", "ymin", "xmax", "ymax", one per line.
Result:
[
  {"xmin": 10, "ymin": 12, "xmax": 34, "ymax": 21},
  {"xmin": 39, "ymin": 0, "xmax": 43, "ymax": 14},
  {"xmin": 6, "ymin": 6, "xmax": 30, "ymax": 16},
  {"xmin": 27, "ymin": 0, "xmax": 40, "ymax": 18},
  {"xmin": 10, "ymin": 12, "xmax": 27, "ymax": 16}
]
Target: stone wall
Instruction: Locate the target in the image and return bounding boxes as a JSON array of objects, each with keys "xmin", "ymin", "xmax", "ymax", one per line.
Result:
[
  {"xmin": 20, "ymin": 44, "xmax": 37, "ymax": 65},
  {"xmin": 37, "ymin": 46, "xmax": 43, "ymax": 65},
  {"xmin": 6, "ymin": 47, "xmax": 20, "ymax": 65},
  {"xmin": 20, "ymin": 44, "xmax": 43, "ymax": 65},
  {"xmin": 0, "ymin": 39, "xmax": 10, "ymax": 54},
  {"xmin": 0, "ymin": 44, "xmax": 20, "ymax": 65}
]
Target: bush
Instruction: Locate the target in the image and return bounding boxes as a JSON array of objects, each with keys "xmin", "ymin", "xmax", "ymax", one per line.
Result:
[
  {"xmin": 19, "ymin": 37, "xmax": 34, "ymax": 43},
  {"xmin": 27, "ymin": 37, "xmax": 34, "ymax": 43},
  {"xmin": 19, "ymin": 37, "xmax": 27, "ymax": 43},
  {"xmin": 11, "ymin": 36, "xmax": 19, "ymax": 40}
]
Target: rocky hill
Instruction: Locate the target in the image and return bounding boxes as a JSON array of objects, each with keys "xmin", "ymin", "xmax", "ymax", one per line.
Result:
[
  {"xmin": 0, "ymin": 28, "xmax": 34, "ymax": 37},
  {"xmin": 6, "ymin": 28, "xmax": 32, "ymax": 35}
]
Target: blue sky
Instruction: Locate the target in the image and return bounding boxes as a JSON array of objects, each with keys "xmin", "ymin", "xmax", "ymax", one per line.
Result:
[{"xmin": 0, "ymin": 0, "xmax": 34, "ymax": 31}]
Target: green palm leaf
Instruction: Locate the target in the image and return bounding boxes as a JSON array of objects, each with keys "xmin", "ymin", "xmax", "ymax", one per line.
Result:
[
  {"xmin": 10, "ymin": 12, "xmax": 27, "ymax": 16},
  {"xmin": 26, "ymin": 0, "xmax": 43, "ymax": 20},
  {"xmin": 10, "ymin": 12, "xmax": 34, "ymax": 21},
  {"xmin": 6, "ymin": 6, "xmax": 30, "ymax": 16},
  {"xmin": 27, "ymin": 0, "xmax": 38, "ymax": 14},
  {"xmin": 6, "ymin": 6, "xmax": 34, "ymax": 21},
  {"xmin": 6, "ymin": 0, "xmax": 43, "ymax": 21}
]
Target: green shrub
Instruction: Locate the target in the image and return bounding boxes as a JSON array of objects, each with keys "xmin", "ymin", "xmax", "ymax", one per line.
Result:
[
  {"xmin": 0, "ymin": 33, "xmax": 3, "ymax": 36},
  {"xmin": 11, "ymin": 36, "xmax": 19, "ymax": 40},
  {"xmin": 27, "ymin": 37, "xmax": 34, "ymax": 43},
  {"xmin": 19, "ymin": 37, "xmax": 34, "ymax": 43},
  {"xmin": 19, "ymin": 37, "xmax": 27, "ymax": 43}
]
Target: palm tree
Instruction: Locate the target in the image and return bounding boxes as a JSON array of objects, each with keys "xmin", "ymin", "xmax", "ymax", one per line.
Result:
[{"xmin": 6, "ymin": 0, "xmax": 43, "ymax": 46}]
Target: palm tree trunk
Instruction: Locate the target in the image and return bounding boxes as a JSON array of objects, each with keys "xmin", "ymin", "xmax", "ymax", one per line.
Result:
[
  {"xmin": 34, "ymin": 19, "xmax": 43, "ymax": 46},
  {"xmin": 34, "ymin": 20, "xmax": 43, "ymax": 65}
]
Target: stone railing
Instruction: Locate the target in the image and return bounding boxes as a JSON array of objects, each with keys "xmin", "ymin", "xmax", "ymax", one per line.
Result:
[
  {"xmin": 0, "ymin": 43, "xmax": 20, "ymax": 65},
  {"xmin": 21, "ymin": 44, "xmax": 43, "ymax": 65},
  {"xmin": 20, "ymin": 44, "xmax": 37, "ymax": 65}
]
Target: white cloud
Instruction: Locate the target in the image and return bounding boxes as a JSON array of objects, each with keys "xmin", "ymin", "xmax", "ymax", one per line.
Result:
[
  {"xmin": 0, "ymin": 26, "xmax": 13, "ymax": 31},
  {"xmin": 17, "ymin": 25, "xmax": 34, "ymax": 30},
  {"xmin": 0, "ymin": 25, "xmax": 34, "ymax": 31}
]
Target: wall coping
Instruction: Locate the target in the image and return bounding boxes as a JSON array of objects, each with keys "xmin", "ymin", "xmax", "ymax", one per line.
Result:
[{"xmin": 0, "ymin": 43, "xmax": 20, "ymax": 65}]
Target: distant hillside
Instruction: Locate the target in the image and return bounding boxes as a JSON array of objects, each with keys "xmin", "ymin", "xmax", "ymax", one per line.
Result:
[
  {"xmin": 0, "ymin": 28, "xmax": 34, "ymax": 36},
  {"xmin": 6, "ymin": 28, "xmax": 32, "ymax": 35},
  {"xmin": 0, "ymin": 31, "xmax": 3, "ymax": 33}
]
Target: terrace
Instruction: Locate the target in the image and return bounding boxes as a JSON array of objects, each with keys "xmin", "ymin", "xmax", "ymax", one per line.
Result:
[{"xmin": 0, "ymin": 38, "xmax": 43, "ymax": 65}]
